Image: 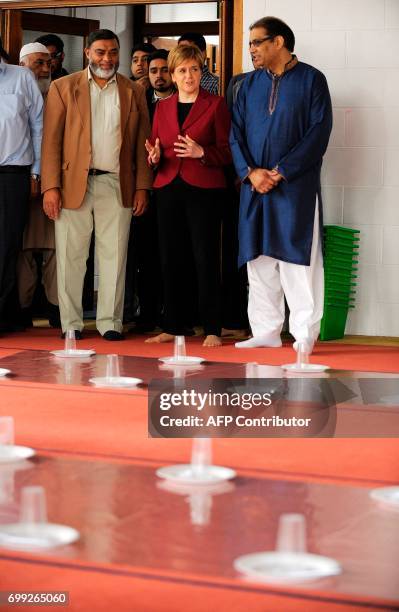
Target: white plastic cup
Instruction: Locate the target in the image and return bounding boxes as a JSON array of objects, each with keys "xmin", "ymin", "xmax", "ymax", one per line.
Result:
[
  {"xmin": 64, "ymin": 329, "xmax": 76, "ymax": 353},
  {"xmin": 191, "ymin": 438, "xmax": 212, "ymax": 475},
  {"xmin": 245, "ymin": 362, "xmax": 259, "ymax": 378},
  {"xmin": 174, "ymin": 336, "xmax": 186, "ymax": 361},
  {"xmin": 276, "ymin": 513, "xmax": 307, "ymax": 554},
  {"xmin": 189, "ymin": 492, "xmax": 212, "ymax": 526},
  {"xmin": 0, "ymin": 416, "xmax": 14, "ymax": 446},
  {"xmin": 0, "ymin": 472, "xmax": 14, "ymax": 505},
  {"xmin": 296, "ymin": 342, "xmax": 309, "ymax": 368},
  {"xmin": 106, "ymin": 354, "xmax": 120, "ymax": 380},
  {"xmin": 19, "ymin": 486, "xmax": 47, "ymax": 524}
]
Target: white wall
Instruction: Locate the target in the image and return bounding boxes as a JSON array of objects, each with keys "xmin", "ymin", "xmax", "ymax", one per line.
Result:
[
  {"xmin": 149, "ymin": 2, "xmax": 217, "ymax": 22},
  {"xmin": 243, "ymin": 0, "xmax": 399, "ymax": 336}
]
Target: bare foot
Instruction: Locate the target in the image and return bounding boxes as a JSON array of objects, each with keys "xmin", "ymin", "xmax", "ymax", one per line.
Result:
[
  {"xmin": 145, "ymin": 333, "xmax": 175, "ymax": 344},
  {"xmin": 203, "ymin": 335, "xmax": 222, "ymax": 347}
]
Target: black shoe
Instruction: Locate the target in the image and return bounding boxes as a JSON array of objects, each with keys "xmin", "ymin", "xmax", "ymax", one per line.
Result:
[
  {"xmin": 48, "ymin": 304, "xmax": 61, "ymax": 328},
  {"xmin": 61, "ymin": 330, "xmax": 83, "ymax": 340},
  {"xmin": 103, "ymin": 330, "xmax": 124, "ymax": 341}
]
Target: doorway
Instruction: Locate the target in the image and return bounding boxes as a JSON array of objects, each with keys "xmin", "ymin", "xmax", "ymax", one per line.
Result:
[{"xmin": 0, "ymin": 0, "xmax": 236, "ymax": 93}]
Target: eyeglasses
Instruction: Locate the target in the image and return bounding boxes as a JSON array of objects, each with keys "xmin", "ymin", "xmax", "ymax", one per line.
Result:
[
  {"xmin": 50, "ymin": 51, "xmax": 63, "ymax": 59},
  {"xmin": 249, "ymin": 36, "xmax": 273, "ymax": 49}
]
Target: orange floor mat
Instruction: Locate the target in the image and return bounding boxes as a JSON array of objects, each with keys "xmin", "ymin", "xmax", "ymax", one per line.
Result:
[
  {"xmin": 1, "ymin": 381, "xmax": 398, "ymax": 486},
  {"xmin": 0, "ymin": 455, "xmax": 397, "ymax": 612},
  {"xmin": 1, "ymin": 328, "xmax": 399, "ymax": 372},
  {"xmin": 0, "ymin": 558, "xmax": 377, "ymax": 612},
  {"xmin": 0, "ymin": 331, "xmax": 398, "ymax": 612}
]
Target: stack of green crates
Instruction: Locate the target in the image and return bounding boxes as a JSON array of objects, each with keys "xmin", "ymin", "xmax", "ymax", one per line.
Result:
[{"xmin": 320, "ymin": 225, "xmax": 360, "ymax": 340}]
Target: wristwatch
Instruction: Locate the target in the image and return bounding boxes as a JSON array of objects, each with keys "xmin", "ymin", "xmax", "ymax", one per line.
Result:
[{"xmin": 31, "ymin": 174, "xmax": 40, "ymax": 181}]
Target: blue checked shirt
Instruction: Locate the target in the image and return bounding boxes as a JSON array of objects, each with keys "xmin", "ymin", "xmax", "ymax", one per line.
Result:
[
  {"xmin": 200, "ymin": 64, "xmax": 219, "ymax": 95},
  {"xmin": 0, "ymin": 60, "xmax": 43, "ymax": 174}
]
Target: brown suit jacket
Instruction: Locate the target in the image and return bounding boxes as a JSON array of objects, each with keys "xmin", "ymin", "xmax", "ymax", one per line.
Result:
[{"xmin": 41, "ymin": 69, "xmax": 152, "ymax": 209}]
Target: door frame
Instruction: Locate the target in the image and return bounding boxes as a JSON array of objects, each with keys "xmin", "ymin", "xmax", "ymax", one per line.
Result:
[{"xmin": 0, "ymin": 0, "xmax": 241, "ymax": 92}]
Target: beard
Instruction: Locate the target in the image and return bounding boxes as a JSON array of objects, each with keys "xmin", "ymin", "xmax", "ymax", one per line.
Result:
[
  {"xmin": 154, "ymin": 81, "xmax": 171, "ymax": 93},
  {"xmin": 38, "ymin": 75, "xmax": 51, "ymax": 95},
  {"xmin": 89, "ymin": 60, "xmax": 119, "ymax": 80}
]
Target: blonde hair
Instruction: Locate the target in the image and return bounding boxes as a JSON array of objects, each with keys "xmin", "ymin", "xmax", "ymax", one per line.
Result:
[{"xmin": 167, "ymin": 44, "xmax": 203, "ymax": 74}]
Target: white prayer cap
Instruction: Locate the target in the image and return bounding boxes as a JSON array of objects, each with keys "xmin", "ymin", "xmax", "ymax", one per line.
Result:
[{"xmin": 19, "ymin": 42, "xmax": 50, "ymax": 61}]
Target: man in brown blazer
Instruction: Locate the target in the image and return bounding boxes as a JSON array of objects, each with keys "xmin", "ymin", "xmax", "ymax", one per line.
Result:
[{"xmin": 41, "ymin": 29, "xmax": 152, "ymax": 340}]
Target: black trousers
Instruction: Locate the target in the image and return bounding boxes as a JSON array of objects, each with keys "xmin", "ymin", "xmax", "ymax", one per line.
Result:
[
  {"xmin": 156, "ymin": 180, "xmax": 223, "ymax": 336},
  {"xmin": 124, "ymin": 197, "xmax": 162, "ymax": 326},
  {"xmin": 0, "ymin": 170, "xmax": 30, "ymax": 327}
]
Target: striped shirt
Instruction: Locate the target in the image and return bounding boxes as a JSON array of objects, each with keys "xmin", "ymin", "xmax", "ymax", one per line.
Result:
[{"xmin": 200, "ymin": 64, "xmax": 219, "ymax": 95}]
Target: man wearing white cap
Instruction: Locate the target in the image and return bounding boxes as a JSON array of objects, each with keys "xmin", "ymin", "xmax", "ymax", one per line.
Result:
[
  {"xmin": 17, "ymin": 42, "xmax": 60, "ymax": 327},
  {"xmin": 20, "ymin": 42, "xmax": 52, "ymax": 95}
]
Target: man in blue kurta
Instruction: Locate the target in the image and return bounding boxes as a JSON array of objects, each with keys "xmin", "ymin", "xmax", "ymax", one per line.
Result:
[{"xmin": 230, "ymin": 16, "xmax": 332, "ymax": 353}]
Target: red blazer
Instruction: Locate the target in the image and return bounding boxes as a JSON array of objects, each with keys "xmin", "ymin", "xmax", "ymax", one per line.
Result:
[{"xmin": 151, "ymin": 88, "xmax": 232, "ymax": 189}]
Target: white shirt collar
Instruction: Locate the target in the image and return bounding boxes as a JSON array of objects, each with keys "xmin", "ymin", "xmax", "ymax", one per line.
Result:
[{"xmin": 153, "ymin": 89, "xmax": 174, "ymax": 102}]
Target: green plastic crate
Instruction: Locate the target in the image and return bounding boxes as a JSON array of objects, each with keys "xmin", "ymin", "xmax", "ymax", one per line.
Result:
[
  {"xmin": 324, "ymin": 236, "xmax": 360, "ymax": 247},
  {"xmin": 326, "ymin": 291, "xmax": 357, "ymax": 299},
  {"xmin": 324, "ymin": 268, "xmax": 357, "ymax": 283},
  {"xmin": 324, "ymin": 254, "xmax": 359, "ymax": 265},
  {"xmin": 325, "ymin": 282, "xmax": 357, "ymax": 290},
  {"xmin": 325, "ymin": 267, "xmax": 358, "ymax": 277},
  {"xmin": 325, "ymin": 283, "xmax": 357, "ymax": 293},
  {"xmin": 325, "ymin": 260, "xmax": 358, "ymax": 269},
  {"xmin": 321, "ymin": 225, "xmax": 360, "ymax": 339},
  {"xmin": 325, "ymin": 245, "xmax": 359, "ymax": 255},
  {"xmin": 325, "ymin": 253, "xmax": 358, "ymax": 263},
  {"xmin": 325, "ymin": 289, "xmax": 356, "ymax": 298},
  {"xmin": 325, "ymin": 299, "xmax": 355, "ymax": 309},
  {"xmin": 324, "ymin": 225, "xmax": 360, "ymax": 237},
  {"xmin": 320, "ymin": 303, "xmax": 354, "ymax": 340},
  {"xmin": 324, "ymin": 232, "xmax": 360, "ymax": 241},
  {"xmin": 324, "ymin": 244, "xmax": 359, "ymax": 256},
  {"xmin": 320, "ymin": 304, "xmax": 349, "ymax": 340}
]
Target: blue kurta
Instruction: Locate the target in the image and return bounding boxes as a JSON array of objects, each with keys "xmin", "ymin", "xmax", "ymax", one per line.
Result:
[{"xmin": 230, "ymin": 62, "xmax": 332, "ymax": 268}]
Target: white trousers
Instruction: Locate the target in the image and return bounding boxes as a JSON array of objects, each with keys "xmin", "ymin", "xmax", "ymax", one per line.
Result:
[
  {"xmin": 246, "ymin": 199, "xmax": 324, "ymax": 342},
  {"xmin": 55, "ymin": 174, "xmax": 132, "ymax": 334}
]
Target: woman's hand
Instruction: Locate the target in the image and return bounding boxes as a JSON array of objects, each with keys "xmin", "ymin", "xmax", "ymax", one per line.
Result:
[
  {"xmin": 145, "ymin": 138, "xmax": 161, "ymax": 165},
  {"xmin": 174, "ymin": 134, "xmax": 204, "ymax": 159}
]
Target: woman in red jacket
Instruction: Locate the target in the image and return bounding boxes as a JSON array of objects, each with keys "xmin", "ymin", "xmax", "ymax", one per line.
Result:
[{"xmin": 145, "ymin": 44, "xmax": 232, "ymax": 347}]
